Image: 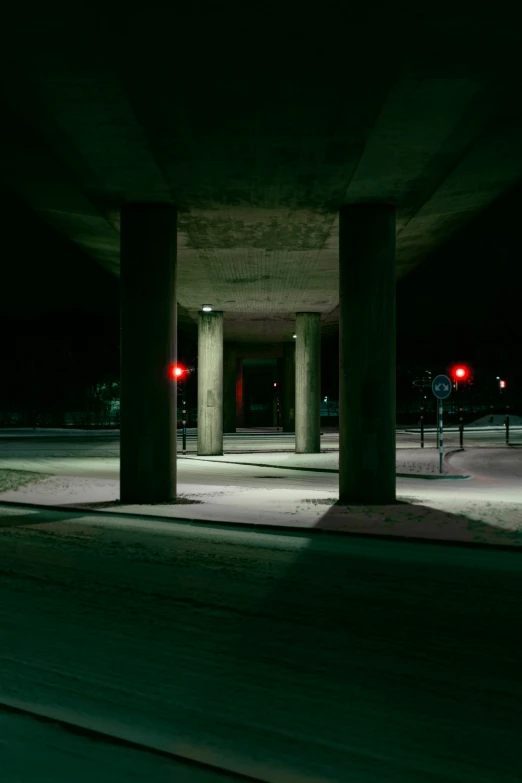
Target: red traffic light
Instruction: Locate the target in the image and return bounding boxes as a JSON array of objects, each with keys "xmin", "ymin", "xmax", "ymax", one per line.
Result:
[
  {"xmin": 169, "ymin": 364, "xmax": 187, "ymax": 380},
  {"xmin": 499, "ymin": 380, "xmax": 506, "ymax": 389},
  {"xmin": 451, "ymin": 365, "xmax": 470, "ymax": 381}
]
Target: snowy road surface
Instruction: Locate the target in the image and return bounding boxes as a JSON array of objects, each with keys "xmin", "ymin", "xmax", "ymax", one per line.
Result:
[
  {"xmin": 2, "ymin": 433, "xmax": 522, "ymax": 544},
  {"xmin": 1, "ymin": 505, "xmax": 521, "ymax": 782},
  {"xmin": 0, "ymin": 426, "xmax": 519, "ymax": 458}
]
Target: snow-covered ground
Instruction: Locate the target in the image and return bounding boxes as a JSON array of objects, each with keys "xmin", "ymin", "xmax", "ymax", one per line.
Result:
[
  {"xmin": 0, "ymin": 467, "xmax": 49, "ymax": 493},
  {"xmin": 1, "ymin": 446, "xmax": 522, "ymax": 546},
  {"xmin": 471, "ymin": 414, "xmax": 522, "ymax": 426},
  {"xmin": 181, "ymin": 448, "xmax": 469, "ymax": 475},
  {"xmin": 0, "ymin": 446, "xmax": 466, "ymax": 478}
]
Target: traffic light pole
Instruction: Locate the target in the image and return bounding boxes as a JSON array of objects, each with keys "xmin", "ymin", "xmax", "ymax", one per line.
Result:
[
  {"xmin": 506, "ymin": 405, "xmax": 510, "ymax": 445},
  {"xmin": 439, "ymin": 400, "xmax": 444, "ymax": 473},
  {"xmin": 180, "ymin": 380, "xmax": 187, "ymax": 454},
  {"xmin": 182, "ymin": 398, "xmax": 187, "ymax": 454}
]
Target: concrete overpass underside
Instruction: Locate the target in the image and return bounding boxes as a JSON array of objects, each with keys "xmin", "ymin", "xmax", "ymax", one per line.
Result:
[{"xmin": 2, "ymin": 2, "xmax": 522, "ymax": 502}]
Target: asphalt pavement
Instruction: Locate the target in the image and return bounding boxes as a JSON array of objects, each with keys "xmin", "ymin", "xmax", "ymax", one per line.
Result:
[{"xmin": 1, "ymin": 505, "xmax": 521, "ymax": 782}]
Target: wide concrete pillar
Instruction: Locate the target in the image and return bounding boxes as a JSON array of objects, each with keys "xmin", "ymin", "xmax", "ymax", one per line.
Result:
[
  {"xmin": 295, "ymin": 313, "xmax": 321, "ymax": 453},
  {"xmin": 223, "ymin": 342, "xmax": 237, "ymax": 432},
  {"xmin": 120, "ymin": 203, "xmax": 177, "ymax": 504},
  {"xmin": 282, "ymin": 341, "xmax": 296, "ymax": 432},
  {"xmin": 339, "ymin": 204, "xmax": 396, "ymax": 504},
  {"xmin": 198, "ymin": 311, "xmax": 223, "ymax": 455}
]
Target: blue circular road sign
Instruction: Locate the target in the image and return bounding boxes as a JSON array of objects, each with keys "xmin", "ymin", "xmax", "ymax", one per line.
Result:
[{"xmin": 432, "ymin": 374, "xmax": 452, "ymax": 399}]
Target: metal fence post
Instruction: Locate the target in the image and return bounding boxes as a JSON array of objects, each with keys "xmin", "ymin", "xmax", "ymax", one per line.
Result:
[
  {"xmin": 506, "ymin": 405, "xmax": 510, "ymax": 445},
  {"xmin": 420, "ymin": 406, "xmax": 424, "ymax": 448}
]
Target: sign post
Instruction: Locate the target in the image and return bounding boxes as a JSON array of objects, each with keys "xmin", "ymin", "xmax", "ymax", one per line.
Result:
[{"xmin": 432, "ymin": 374, "xmax": 452, "ymax": 474}]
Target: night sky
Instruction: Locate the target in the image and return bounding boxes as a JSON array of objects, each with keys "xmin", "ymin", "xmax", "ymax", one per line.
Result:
[
  {"xmin": 397, "ymin": 180, "xmax": 522, "ymax": 382},
  {"xmin": 1, "ymin": 183, "xmax": 521, "ymax": 413}
]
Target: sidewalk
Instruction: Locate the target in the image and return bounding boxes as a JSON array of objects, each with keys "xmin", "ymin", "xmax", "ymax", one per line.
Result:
[{"xmin": 179, "ymin": 448, "xmax": 470, "ymax": 478}]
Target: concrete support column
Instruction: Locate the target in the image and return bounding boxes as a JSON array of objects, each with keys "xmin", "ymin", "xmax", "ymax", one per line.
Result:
[
  {"xmin": 223, "ymin": 342, "xmax": 237, "ymax": 433},
  {"xmin": 120, "ymin": 203, "xmax": 177, "ymax": 504},
  {"xmin": 198, "ymin": 311, "xmax": 223, "ymax": 455},
  {"xmin": 295, "ymin": 313, "xmax": 321, "ymax": 453},
  {"xmin": 282, "ymin": 341, "xmax": 296, "ymax": 432},
  {"xmin": 339, "ymin": 204, "xmax": 396, "ymax": 504}
]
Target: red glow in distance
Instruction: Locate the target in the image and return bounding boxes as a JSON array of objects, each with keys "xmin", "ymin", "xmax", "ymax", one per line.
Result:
[
  {"xmin": 169, "ymin": 364, "xmax": 186, "ymax": 380},
  {"xmin": 451, "ymin": 365, "xmax": 469, "ymax": 381}
]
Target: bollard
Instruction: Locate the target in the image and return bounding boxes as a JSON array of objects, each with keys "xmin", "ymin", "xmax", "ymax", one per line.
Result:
[
  {"xmin": 506, "ymin": 405, "xmax": 510, "ymax": 445},
  {"xmin": 459, "ymin": 406, "xmax": 464, "ymax": 448},
  {"xmin": 420, "ymin": 406, "xmax": 424, "ymax": 448}
]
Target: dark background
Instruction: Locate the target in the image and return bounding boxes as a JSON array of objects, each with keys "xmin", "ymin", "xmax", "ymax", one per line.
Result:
[{"xmin": 1, "ymin": 182, "xmax": 520, "ymax": 423}]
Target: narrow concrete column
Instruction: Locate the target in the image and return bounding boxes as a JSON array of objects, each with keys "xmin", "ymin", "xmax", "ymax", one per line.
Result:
[
  {"xmin": 295, "ymin": 313, "xmax": 321, "ymax": 453},
  {"xmin": 198, "ymin": 311, "xmax": 223, "ymax": 455},
  {"xmin": 120, "ymin": 203, "xmax": 177, "ymax": 504},
  {"xmin": 339, "ymin": 204, "xmax": 396, "ymax": 504},
  {"xmin": 223, "ymin": 342, "xmax": 237, "ymax": 433},
  {"xmin": 282, "ymin": 341, "xmax": 296, "ymax": 432}
]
